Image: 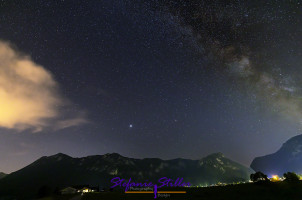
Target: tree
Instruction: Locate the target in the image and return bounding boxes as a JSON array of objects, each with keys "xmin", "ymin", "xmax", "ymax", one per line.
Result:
[
  {"xmin": 250, "ymin": 171, "xmax": 269, "ymax": 182},
  {"xmin": 37, "ymin": 185, "xmax": 52, "ymax": 198},
  {"xmin": 283, "ymin": 172, "xmax": 300, "ymax": 182},
  {"xmin": 54, "ymin": 186, "xmax": 61, "ymax": 195}
]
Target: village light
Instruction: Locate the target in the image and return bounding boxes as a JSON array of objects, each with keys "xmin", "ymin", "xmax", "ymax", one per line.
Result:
[{"xmin": 271, "ymin": 175, "xmax": 279, "ymax": 181}]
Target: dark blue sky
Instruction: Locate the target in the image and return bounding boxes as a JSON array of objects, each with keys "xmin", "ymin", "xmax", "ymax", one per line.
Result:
[{"xmin": 0, "ymin": 0, "xmax": 301, "ymax": 173}]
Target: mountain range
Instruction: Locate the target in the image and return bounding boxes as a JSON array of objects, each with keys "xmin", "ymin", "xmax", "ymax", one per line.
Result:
[
  {"xmin": 251, "ymin": 134, "xmax": 302, "ymax": 176},
  {"xmin": 0, "ymin": 172, "xmax": 6, "ymax": 179},
  {"xmin": 0, "ymin": 152, "xmax": 252, "ymax": 198}
]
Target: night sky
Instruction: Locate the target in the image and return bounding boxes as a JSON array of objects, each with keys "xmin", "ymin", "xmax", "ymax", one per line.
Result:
[{"xmin": 0, "ymin": 0, "xmax": 302, "ymax": 173}]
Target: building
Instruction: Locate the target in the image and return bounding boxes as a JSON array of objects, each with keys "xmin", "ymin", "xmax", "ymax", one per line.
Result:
[{"xmin": 77, "ymin": 187, "xmax": 93, "ymax": 193}]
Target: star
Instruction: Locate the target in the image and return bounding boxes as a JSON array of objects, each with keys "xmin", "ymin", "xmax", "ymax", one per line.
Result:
[{"xmin": 129, "ymin": 124, "xmax": 133, "ymax": 128}]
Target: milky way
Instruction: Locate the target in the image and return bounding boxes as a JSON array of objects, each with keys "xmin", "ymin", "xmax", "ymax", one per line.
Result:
[{"xmin": 159, "ymin": 0, "xmax": 302, "ymax": 124}]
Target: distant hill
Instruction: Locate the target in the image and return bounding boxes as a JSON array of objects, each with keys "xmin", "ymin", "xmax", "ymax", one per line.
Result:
[
  {"xmin": 0, "ymin": 172, "xmax": 6, "ymax": 179},
  {"xmin": 251, "ymin": 134, "xmax": 302, "ymax": 176},
  {"xmin": 0, "ymin": 152, "xmax": 253, "ymax": 198}
]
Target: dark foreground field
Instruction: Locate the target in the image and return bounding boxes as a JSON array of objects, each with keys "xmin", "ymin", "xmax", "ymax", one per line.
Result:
[{"xmin": 30, "ymin": 181, "xmax": 302, "ymax": 200}]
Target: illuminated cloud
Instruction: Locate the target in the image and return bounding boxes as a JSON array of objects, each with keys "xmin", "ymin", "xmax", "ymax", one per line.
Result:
[{"xmin": 0, "ymin": 40, "xmax": 87, "ymax": 132}]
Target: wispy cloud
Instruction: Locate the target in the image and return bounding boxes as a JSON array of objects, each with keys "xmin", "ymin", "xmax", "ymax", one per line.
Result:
[{"xmin": 0, "ymin": 40, "xmax": 87, "ymax": 132}]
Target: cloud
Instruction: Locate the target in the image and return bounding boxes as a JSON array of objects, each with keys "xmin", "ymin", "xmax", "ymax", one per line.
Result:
[
  {"xmin": 56, "ymin": 117, "xmax": 88, "ymax": 130},
  {"xmin": 0, "ymin": 40, "xmax": 87, "ymax": 132}
]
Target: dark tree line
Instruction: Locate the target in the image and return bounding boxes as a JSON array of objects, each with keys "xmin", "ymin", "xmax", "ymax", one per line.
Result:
[{"xmin": 250, "ymin": 171, "xmax": 300, "ymax": 183}]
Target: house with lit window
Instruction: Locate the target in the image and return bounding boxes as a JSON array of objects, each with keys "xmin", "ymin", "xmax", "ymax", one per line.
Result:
[
  {"xmin": 60, "ymin": 185, "xmax": 98, "ymax": 195},
  {"xmin": 77, "ymin": 187, "xmax": 93, "ymax": 193}
]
